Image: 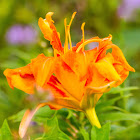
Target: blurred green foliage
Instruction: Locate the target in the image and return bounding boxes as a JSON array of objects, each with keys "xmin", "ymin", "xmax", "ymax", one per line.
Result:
[{"xmin": 0, "ymin": 0, "xmax": 140, "ymax": 139}]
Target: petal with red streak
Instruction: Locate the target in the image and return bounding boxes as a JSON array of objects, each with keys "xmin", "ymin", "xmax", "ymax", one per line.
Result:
[
  {"xmin": 62, "ymin": 51, "xmax": 87, "ymax": 80},
  {"xmin": 38, "ymin": 12, "xmax": 63, "ymax": 53},
  {"xmin": 54, "ymin": 58, "xmax": 85, "ymax": 101},
  {"xmin": 4, "ymin": 65, "xmax": 35, "ymax": 94}
]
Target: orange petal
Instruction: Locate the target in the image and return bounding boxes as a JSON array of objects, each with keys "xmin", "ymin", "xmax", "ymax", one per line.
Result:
[
  {"xmin": 86, "ymin": 64, "xmax": 106, "ymax": 87},
  {"xmin": 94, "ymin": 56, "xmax": 121, "ymax": 82},
  {"xmin": 87, "ymin": 81, "xmax": 116, "ymax": 94},
  {"xmin": 46, "ymin": 76, "xmax": 68, "ymax": 98},
  {"xmin": 98, "ymin": 35, "xmax": 112, "ymax": 50},
  {"xmin": 113, "ymin": 63, "xmax": 129, "ymax": 86},
  {"xmin": 62, "ymin": 51, "xmax": 88, "ymax": 80},
  {"xmin": 38, "ymin": 12, "xmax": 63, "ymax": 53},
  {"xmin": 85, "ymin": 47, "xmax": 98, "ymax": 64},
  {"xmin": 43, "ymin": 76, "xmax": 81, "ymax": 110},
  {"xmin": 51, "ymin": 97, "xmax": 81, "ymax": 111},
  {"xmin": 19, "ymin": 103, "xmax": 46, "ymax": 138},
  {"xmin": 54, "ymin": 58, "xmax": 85, "ymax": 101},
  {"xmin": 4, "ymin": 65, "xmax": 35, "ymax": 94},
  {"xmin": 95, "ymin": 35, "xmax": 112, "ymax": 61},
  {"xmin": 38, "ymin": 17, "xmax": 53, "ymax": 41},
  {"xmin": 30, "ymin": 54, "xmax": 55, "ymax": 87},
  {"xmin": 96, "ymin": 43, "xmax": 135, "ymax": 72},
  {"xmin": 86, "ymin": 63, "xmax": 116, "ymax": 93},
  {"xmin": 111, "ymin": 44, "xmax": 135, "ymax": 72}
]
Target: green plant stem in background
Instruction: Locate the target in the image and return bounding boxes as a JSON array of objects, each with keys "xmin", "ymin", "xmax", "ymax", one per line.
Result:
[{"xmin": 120, "ymin": 82, "xmax": 127, "ymax": 110}]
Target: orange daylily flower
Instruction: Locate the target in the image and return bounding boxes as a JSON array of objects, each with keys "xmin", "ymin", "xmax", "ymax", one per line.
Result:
[{"xmin": 4, "ymin": 12, "xmax": 135, "ymax": 138}]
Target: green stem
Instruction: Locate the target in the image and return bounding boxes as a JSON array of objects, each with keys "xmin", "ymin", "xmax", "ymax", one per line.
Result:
[{"xmin": 85, "ymin": 107, "xmax": 101, "ymax": 128}]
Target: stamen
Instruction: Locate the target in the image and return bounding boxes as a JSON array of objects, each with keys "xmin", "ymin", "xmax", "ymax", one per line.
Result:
[
  {"xmin": 69, "ymin": 12, "xmax": 77, "ymax": 27},
  {"xmin": 64, "ymin": 18, "xmax": 68, "ymax": 53},
  {"xmin": 81, "ymin": 22, "xmax": 85, "ymax": 51},
  {"xmin": 76, "ymin": 38, "xmax": 102, "ymax": 53},
  {"xmin": 68, "ymin": 12, "xmax": 77, "ymax": 51},
  {"xmin": 67, "ymin": 25, "xmax": 72, "ymax": 51},
  {"xmin": 64, "ymin": 12, "xmax": 77, "ymax": 53}
]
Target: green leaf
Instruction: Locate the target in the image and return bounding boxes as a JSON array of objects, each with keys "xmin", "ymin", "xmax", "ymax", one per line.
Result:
[
  {"xmin": 91, "ymin": 122, "xmax": 110, "ymax": 140},
  {"xmin": 0, "ymin": 120, "xmax": 13, "ymax": 140},
  {"xmin": 34, "ymin": 106, "xmax": 56, "ymax": 123},
  {"xmin": 80, "ymin": 128, "xmax": 89, "ymax": 140},
  {"xmin": 39, "ymin": 116, "xmax": 70, "ymax": 140},
  {"xmin": 8, "ymin": 109, "xmax": 26, "ymax": 122},
  {"xmin": 111, "ymin": 124, "xmax": 138, "ymax": 135},
  {"xmin": 107, "ymin": 86, "xmax": 139, "ymax": 94},
  {"xmin": 66, "ymin": 110, "xmax": 73, "ymax": 119},
  {"xmin": 110, "ymin": 124, "xmax": 140, "ymax": 139},
  {"xmin": 96, "ymin": 94, "xmax": 132, "ymax": 112},
  {"xmin": 99, "ymin": 112, "xmax": 140, "ymax": 122},
  {"xmin": 91, "ymin": 126, "xmax": 96, "ymax": 140},
  {"xmin": 100, "ymin": 106, "xmax": 129, "ymax": 113}
]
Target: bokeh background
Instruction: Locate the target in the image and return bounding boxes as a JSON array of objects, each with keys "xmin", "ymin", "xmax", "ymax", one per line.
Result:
[{"xmin": 0, "ymin": 0, "xmax": 140, "ymax": 139}]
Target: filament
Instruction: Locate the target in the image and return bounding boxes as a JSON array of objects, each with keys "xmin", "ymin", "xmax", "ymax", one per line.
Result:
[
  {"xmin": 81, "ymin": 22, "xmax": 85, "ymax": 51},
  {"xmin": 64, "ymin": 18, "xmax": 68, "ymax": 53},
  {"xmin": 76, "ymin": 39, "xmax": 102, "ymax": 53}
]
